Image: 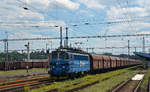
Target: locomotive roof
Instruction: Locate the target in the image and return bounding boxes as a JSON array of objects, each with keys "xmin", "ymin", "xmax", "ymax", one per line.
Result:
[{"xmin": 53, "ymin": 47, "xmax": 88, "ymax": 54}]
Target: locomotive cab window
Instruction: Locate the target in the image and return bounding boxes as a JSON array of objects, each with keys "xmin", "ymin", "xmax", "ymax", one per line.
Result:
[
  {"xmin": 64, "ymin": 53, "xmax": 69, "ymax": 60},
  {"xmin": 59, "ymin": 52, "xmax": 70, "ymax": 60},
  {"xmin": 52, "ymin": 51, "xmax": 70, "ymax": 60},
  {"xmin": 52, "ymin": 52, "xmax": 58, "ymax": 60}
]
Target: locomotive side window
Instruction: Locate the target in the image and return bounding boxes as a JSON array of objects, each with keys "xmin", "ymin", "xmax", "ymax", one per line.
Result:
[
  {"xmin": 70, "ymin": 54, "xmax": 73, "ymax": 59},
  {"xmin": 52, "ymin": 52, "xmax": 58, "ymax": 60},
  {"xmin": 64, "ymin": 53, "xmax": 69, "ymax": 60},
  {"xmin": 74, "ymin": 55, "xmax": 89, "ymax": 60},
  {"xmin": 59, "ymin": 52, "xmax": 64, "ymax": 60},
  {"xmin": 59, "ymin": 52, "xmax": 69, "ymax": 60}
]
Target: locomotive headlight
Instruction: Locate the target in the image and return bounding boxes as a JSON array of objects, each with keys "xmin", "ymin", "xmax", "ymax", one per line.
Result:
[
  {"xmin": 67, "ymin": 62, "xmax": 73, "ymax": 65},
  {"xmin": 62, "ymin": 66, "xmax": 65, "ymax": 68}
]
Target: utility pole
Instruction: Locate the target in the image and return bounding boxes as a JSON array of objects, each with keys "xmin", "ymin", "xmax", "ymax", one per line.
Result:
[
  {"xmin": 46, "ymin": 43, "xmax": 48, "ymax": 52},
  {"xmin": 25, "ymin": 42, "xmax": 30, "ymax": 62},
  {"xmin": 4, "ymin": 31, "xmax": 8, "ymax": 61},
  {"xmin": 51, "ymin": 41, "xmax": 52, "ymax": 52},
  {"xmin": 92, "ymin": 48, "xmax": 94, "ymax": 53},
  {"xmin": 65, "ymin": 27, "xmax": 68, "ymax": 48},
  {"xmin": 4, "ymin": 41, "xmax": 6, "ymax": 61},
  {"xmin": 134, "ymin": 47, "xmax": 137, "ymax": 52},
  {"xmin": 60, "ymin": 26, "xmax": 63, "ymax": 48},
  {"xmin": 6, "ymin": 39, "xmax": 8, "ymax": 61},
  {"xmin": 143, "ymin": 37, "xmax": 145, "ymax": 53},
  {"xmin": 128, "ymin": 40, "xmax": 130, "ymax": 57},
  {"xmin": 27, "ymin": 42, "xmax": 30, "ymax": 62},
  {"xmin": 86, "ymin": 48, "xmax": 88, "ymax": 53}
]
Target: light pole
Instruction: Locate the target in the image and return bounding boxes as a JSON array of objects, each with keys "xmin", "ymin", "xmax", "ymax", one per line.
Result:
[
  {"xmin": 25, "ymin": 42, "xmax": 30, "ymax": 62},
  {"xmin": 128, "ymin": 40, "xmax": 130, "ymax": 57},
  {"xmin": 4, "ymin": 31, "xmax": 8, "ymax": 61},
  {"xmin": 142, "ymin": 37, "xmax": 145, "ymax": 53},
  {"xmin": 50, "ymin": 41, "xmax": 52, "ymax": 52},
  {"xmin": 60, "ymin": 26, "xmax": 63, "ymax": 48},
  {"xmin": 46, "ymin": 41, "xmax": 52, "ymax": 53},
  {"xmin": 46, "ymin": 43, "xmax": 48, "ymax": 52}
]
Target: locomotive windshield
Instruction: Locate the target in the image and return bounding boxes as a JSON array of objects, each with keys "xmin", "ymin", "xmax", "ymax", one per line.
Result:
[
  {"xmin": 52, "ymin": 51, "xmax": 70, "ymax": 60},
  {"xmin": 52, "ymin": 52, "xmax": 58, "ymax": 60},
  {"xmin": 59, "ymin": 52, "xmax": 69, "ymax": 60}
]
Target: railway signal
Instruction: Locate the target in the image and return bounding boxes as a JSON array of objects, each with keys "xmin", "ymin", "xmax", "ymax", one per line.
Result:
[{"xmin": 24, "ymin": 42, "xmax": 30, "ymax": 62}]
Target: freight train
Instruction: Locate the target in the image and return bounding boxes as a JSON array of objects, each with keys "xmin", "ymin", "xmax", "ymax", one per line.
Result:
[
  {"xmin": 0, "ymin": 61, "xmax": 49, "ymax": 70},
  {"xmin": 49, "ymin": 47, "xmax": 141, "ymax": 77}
]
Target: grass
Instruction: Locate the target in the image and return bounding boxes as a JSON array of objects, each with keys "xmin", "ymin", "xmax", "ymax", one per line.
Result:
[
  {"xmin": 0, "ymin": 68, "xmax": 48, "ymax": 82},
  {"xmin": 24, "ymin": 85, "xmax": 30, "ymax": 92},
  {"xmin": 0, "ymin": 68, "xmax": 48, "ymax": 75},
  {"xmin": 79, "ymin": 68, "xmax": 142, "ymax": 92},
  {"xmin": 140, "ymin": 68, "xmax": 150, "ymax": 89},
  {"xmin": 31, "ymin": 66, "xmax": 143, "ymax": 92}
]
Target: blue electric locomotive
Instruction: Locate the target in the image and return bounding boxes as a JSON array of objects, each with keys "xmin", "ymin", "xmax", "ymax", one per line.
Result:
[{"xmin": 49, "ymin": 48, "xmax": 90, "ymax": 77}]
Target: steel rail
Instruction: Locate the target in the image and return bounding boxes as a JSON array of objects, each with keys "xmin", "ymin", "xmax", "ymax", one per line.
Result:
[
  {"xmin": 133, "ymin": 79, "xmax": 143, "ymax": 92},
  {"xmin": 0, "ymin": 75, "xmax": 49, "ymax": 86},
  {"xmin": 111, "ymin": 73, "xmax": 144, "ymax": 92},
  {"xmin": 112, "ymin": 79, "xmax": 131, "ymax": 92},
  {"xmin": 0, "ymin": 76, "xmax": 51, "ymax": 92}
]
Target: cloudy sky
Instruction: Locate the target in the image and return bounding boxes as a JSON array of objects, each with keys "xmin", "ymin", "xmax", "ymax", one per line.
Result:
[{"xmin": 0, "ymin": 0, "xmax": 150, "ymax": 54}]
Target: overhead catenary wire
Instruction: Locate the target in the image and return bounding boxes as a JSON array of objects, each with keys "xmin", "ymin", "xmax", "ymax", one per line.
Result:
[
  {"xmin": 1, "ymin": 0, "xmax": 150, "ymax": 55},
  {"xmin": 0, "ymin": 33, "xmax": 150, "ymax": 42},
  {"xmin": 117, "ymin": 0, "xmax": 137, "ymax": 34},
  {"xmin": 65, "ymin": 15, "xmax": 150, "ymax": 26},
  {"xmin": 1, "ymin": 0, "xmax": 150, "ymax": 29},
  {"xmin": 7, "ymin": 45, "xmax": 150, "ymax": 52},
  {"xmin": 70, "ymin": 25, "xmax": 97, "ymax": 36},
  {"xmin": 0, "ymin": 16, "xmax": 148, "ymax": 28},
  {"xmin": 16, "ymin": 0, "xmax": 56, "ymax": 19}
]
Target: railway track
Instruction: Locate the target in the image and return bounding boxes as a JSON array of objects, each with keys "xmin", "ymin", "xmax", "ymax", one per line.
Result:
[
  {"xmin": 147, "ymin": 77, "xmax": 150, "ymax": 92},
  {"xmin": 0, "ymin": 72, "xmax": 49, "ymax": 82},
  {"xmin": 0, "ymin": 75, "xmax": 52, "ymax": 92},
  {"xmin": 111, "ymin": 73, "xmax": 145, "ymax": 92}
]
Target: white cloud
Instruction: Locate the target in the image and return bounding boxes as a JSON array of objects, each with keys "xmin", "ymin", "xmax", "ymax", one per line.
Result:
[
  {"xmin": 0, "ymin": 0, "xmax": 79, "ymax": 23},
  {"xmin": 9, "ymin": 31, "xmax": 46, "ymax": 39},
  {"xmin": 26, "ymin": 0, "xmax": 50, "ymax": 7},
  {"xmin": 136, "ymin": 31, "xmax": 150, "ymax": 34},
  {"xmin": 54, "ymin": 0, "xmax": 80, "ymax": 10},
  {"xmin": 136, "ymin": 0, "xmax": 150, "ymax": 8},
  {"xmin": 105, "ymin": 4, "xmax": 150, "ymax": 36},
  {"xmin": 106, "ymin": 40, "xmax": 126, "ymax": 47},
  {"xmin": 78, "ymin": 10, "xmax": 95, "ymax": 17},
  {"xmin": 107, "ymin": 7, "xmax": 148, "ymax": 19},
  {"xmin": 19, "ymin": 20, "xmax": 66, "ymax": 28},
  {"xmin": 0, "ymin": 1, "xmax": 44, "ymax": 22},
  {"xmin": 78, "ymin": 0, "xmax": 105, "ymax": 9},
  {"xmin": 1, "ymin": 0, "xmax": 150, "ymax": 54},
  {"xmin": 8, "ymin": 31, "xmax": 57, "ymax": 51},
  {"xmin": 26, "ymin": 0, "xmax": 80, "ymax": 10},
  {"xmin": 105, "ymin": 22, "xmax": 150, "ymax": 35}
]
